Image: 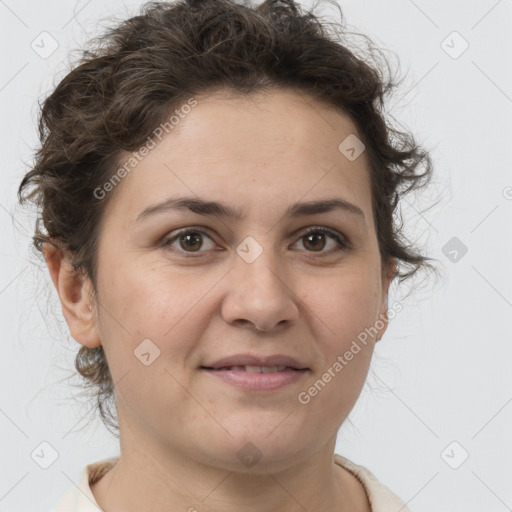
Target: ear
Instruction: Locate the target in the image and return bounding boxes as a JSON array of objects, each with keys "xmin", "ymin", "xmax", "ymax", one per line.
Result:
[
  {"xmin": 43, "ymin": 242, "xmax": 102, "ymax": 348},
  {"xmin": 376, "ymin": 258, "xmax": 398, "ymax": 342}
]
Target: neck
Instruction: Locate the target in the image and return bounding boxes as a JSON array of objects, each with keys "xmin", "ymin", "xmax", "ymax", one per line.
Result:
[{"xmin": 90, "ymin": 432, "xmax": 369, "ymax": 512}]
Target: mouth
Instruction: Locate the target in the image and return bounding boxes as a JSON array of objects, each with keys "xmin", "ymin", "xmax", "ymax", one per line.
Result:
[
  {"xmin": 201, "ymin": 365, "xmax": 303, "ymax": 373},
  {"xmin": 200, "ymin": 360, "xmax": 309, "ymax": 391}
]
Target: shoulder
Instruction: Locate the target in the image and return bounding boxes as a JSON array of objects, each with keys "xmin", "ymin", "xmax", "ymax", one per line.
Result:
[
  {"xmin": 334, "ymin": 453, "xmax": 412, "ymax": 512},
  {"xmin": 48, "ymin": 457, "xmax": 119, "ymax": 512},
  {"xmin": 49, "ymin": 454, "xmax": 408, "ymax": 512}
]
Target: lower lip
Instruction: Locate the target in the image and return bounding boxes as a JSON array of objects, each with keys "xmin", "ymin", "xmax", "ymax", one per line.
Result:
[{"xmin": 201, "ymin": 368, "xmax": 308, "ymax": 391}]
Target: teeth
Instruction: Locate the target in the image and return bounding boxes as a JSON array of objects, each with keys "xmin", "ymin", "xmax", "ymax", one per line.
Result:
[
  {"xmin": 222, "ymin": 365, "xmax": 288, "ymax": 373},
  {"xmin": 261, "ymin": 365, "xmax": 287, "ymax": 373}
]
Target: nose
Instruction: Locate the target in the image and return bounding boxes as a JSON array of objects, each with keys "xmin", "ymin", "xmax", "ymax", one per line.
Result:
[{"xmin": 220, "ymin": 247, "xmax": 300, "ymax": 333}]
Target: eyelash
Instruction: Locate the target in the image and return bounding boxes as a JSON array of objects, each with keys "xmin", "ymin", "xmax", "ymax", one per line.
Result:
[{"xmin": 162, "ymin": 226, "xmax": 350, "ymax": 258}]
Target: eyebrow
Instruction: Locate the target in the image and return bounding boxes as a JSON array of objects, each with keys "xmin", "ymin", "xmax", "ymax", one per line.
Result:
[{"xmin": 135, "ymin": 196, "xmax": 366, "ymax": 226}]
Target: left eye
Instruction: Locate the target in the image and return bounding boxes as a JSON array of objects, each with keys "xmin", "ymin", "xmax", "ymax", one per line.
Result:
[
  {"xmin": 163, "ymin": 227, "xmax": 348, "ymax": 256},
  {"xmin": 293, "ymin": 227, "xmax": 348, "ymax": 253}
]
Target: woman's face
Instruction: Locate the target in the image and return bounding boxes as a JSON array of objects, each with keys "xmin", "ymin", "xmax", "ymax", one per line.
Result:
[{"xmin": 89, "ymin": 88, "xmax": 395, "ymax": 471}]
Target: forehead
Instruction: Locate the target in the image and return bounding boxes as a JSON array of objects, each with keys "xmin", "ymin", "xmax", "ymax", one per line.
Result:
[{"xmin": 104, "ymin": 87, "xmax": 374, "ymax": 227}]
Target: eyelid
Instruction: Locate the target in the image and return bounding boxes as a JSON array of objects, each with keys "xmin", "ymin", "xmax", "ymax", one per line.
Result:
[
  {"xmin": 162, "ymin": 225, "xmax": 350, "ymax": 256},
  {"xmin": 161, "ymin": 226, "xmax": 218, "ymax": 254},
  {"xmin": 296, "ymin": 226, "xmax": 349, "ymax": 248}
]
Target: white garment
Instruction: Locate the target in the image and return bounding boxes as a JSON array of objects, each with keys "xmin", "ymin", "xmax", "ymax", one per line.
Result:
[{"xmin": 49, "ymin": 453, "xmax": 411, "ymax": 512}]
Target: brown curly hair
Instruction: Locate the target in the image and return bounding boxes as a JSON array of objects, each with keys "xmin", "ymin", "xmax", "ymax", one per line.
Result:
[{"xmin": 18, "ymin": 0, "xmax": 437, "ymax": 435}]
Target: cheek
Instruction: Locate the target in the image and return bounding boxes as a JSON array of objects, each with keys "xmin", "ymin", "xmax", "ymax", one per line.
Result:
[
  {"xmin": 298, "ymin": 271, "xmax": 380, "ymax": 402},
  {"xmin": 292, "ymin": 276, "xmax": 378, "ymax": 443},
  {"xmin": 101, "ymin": 258, "xmax": 185, "ymax": 327},
  {"xmin": 94, "ymin": 271, "xmax": 209, "ymax": 419},
  {"xmin": 307, "ymin": 270, "xmax": 382, "ymax": 348},
  {"xmin": 96, "ymin": 264, "xmax": 216, "ymax": 368}
]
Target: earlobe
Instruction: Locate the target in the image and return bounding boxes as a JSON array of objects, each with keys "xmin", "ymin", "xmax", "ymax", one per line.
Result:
[{"xmin": 43, "ymin": 242, "xmax": 102, "ymax": 349}]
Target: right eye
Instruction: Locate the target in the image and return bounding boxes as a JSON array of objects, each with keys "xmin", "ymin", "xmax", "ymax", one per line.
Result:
[{"xmin": 162, "ymin": 228, "xmax": 218, "ymax": 256}]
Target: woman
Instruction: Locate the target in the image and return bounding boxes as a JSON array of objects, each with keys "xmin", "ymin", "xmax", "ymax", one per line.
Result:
[{"xmin": 19, "ymin": 0, "xmax": 436, "ymax": 510}]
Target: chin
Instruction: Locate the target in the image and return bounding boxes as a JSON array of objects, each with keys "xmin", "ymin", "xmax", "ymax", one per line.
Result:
[{"xmin": 199, "ymin": 422, "xmax": 311, "ymax": 473}]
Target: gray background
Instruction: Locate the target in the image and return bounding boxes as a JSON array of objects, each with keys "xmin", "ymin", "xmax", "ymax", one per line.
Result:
[{"xmin": 1, "ymin": 0, "xmax": 511, "ymax": 510}]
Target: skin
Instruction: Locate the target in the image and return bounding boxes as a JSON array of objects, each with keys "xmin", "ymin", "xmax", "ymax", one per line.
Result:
[{"xmin": 45, "ymin": 87, "xmax": 397, "ymax": 512}]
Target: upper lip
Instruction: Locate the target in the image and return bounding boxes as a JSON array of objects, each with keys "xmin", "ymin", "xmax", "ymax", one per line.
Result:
[{"xmin": 202, "ymin": 354, "xmax": 309, "ymax": 370}]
